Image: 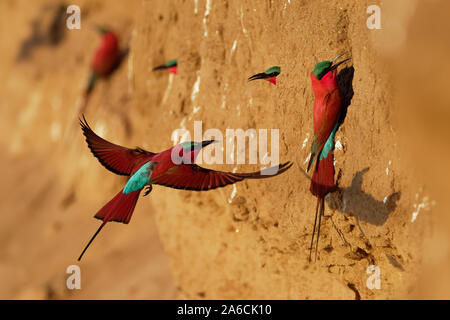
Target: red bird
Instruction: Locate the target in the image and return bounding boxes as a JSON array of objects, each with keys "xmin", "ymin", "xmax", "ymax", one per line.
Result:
[
  {"xmin": 152, "ymin": 59, "xmax": 178, "ymax": 75},
  {"xmin": 78, "ymin": 117, "xmax": 292, "ymax": 260},
  {"xmin": 80, "ymin": 26, "xmax": 124, "ymax": 113},
  {"xmin": 306, "ymin": 52, "xmax": 350, "ymax": 261}
]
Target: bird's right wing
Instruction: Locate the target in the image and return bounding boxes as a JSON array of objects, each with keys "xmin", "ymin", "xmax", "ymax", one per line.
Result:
[
  {"xmin": 151, "ymin": 162, "xmax": 293, "ymax": 191},
  {"xmin": 80, "ymin": 116, "xmax": 155, "ymax": 176}
]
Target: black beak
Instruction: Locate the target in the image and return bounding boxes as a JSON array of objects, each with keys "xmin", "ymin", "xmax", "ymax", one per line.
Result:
[
  {"xmin": 201, "ymin": 140, "xmax": 218, "ymax": 148},
  {"xmin": 319, "ymin": 52, "xmax": 351, "ymax": 79},
  {"xmin": 329, "ymin": 57, "xmax": 351, "ymax": 72},
  {"xmin": 248, "ymin": 72, "xmax": 269, "ymax": 82},
  {"xmin": 329, "ymin": 52, "xmax": 351, "ymax": 71},
  {"xmin": 153, "ymin": 64, "xmax": 167, "ymax": 71}
]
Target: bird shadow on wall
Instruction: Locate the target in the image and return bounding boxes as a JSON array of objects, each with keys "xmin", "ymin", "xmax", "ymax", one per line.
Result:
[
  {"xmin": 328, "ymin": 168, "xmax": 401, "ymax": 226},
  {"xmin": 326, "ymin": 66, "xmax": 401, "ymax": 226},
  {"xmin": 336, "ymin": 65, "xmax": 355, "ymax": 130},
  {"xmin": 110, "ymin": 47, "xmax": 130, "ymax": 75}
]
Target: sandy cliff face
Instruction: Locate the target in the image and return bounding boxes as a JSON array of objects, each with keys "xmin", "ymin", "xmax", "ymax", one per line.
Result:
[
  {"xmin": 0, "ymin": 0, "xmax": 447, "ymax": 299},
  {"xmin": 0, "ymin": 0, "xmax": 175, "ymax": 299}
]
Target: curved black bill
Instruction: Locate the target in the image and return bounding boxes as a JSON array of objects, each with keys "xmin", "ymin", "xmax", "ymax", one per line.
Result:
[
  {"xmin": 201, "ymin": 140, "xmax": 218, "ymax": 148},
  {"xmin": 248, "ymin": 72, "xmax": 279, "ymax": 82},
  {"xmin": 319, "ymin": 52, "xmax": 351, "ymax": 79},
  {"xmin": 330, "ymin": 52, "xmax": 351, "ymax": 71},
  {"xmin": 329, "ymin": 57, "xmax": 351, "ymax": 71},
  {"xmin": 248, "ymin": 72, "xmax": 269, "ymax": 81},
  {"xmin": 153, "ymin": 65, "xmax": 167, "ymax": 71}
]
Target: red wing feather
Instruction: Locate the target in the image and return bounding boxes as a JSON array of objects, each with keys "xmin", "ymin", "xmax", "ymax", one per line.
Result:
[
  {"xmin": 80, "ymin": 116, "xmax": 155, "ymax": 176},
  {"xmin": 152, "ymin": 162, "xmax": 293, "ymax": 191},
  {"xmin": 315, "ymin": 88, "xmax": 340, "ymax": 149},
  {"xmin": 307, "ymin": 88, "xmax": 341, "ymax": 172}
]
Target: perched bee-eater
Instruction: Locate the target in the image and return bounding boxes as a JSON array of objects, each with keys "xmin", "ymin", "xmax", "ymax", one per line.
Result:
[
  {"xmin": 306, "ymin": 52, "xmax": 350, "ymax": 262},
  {"xmin": 80, "ymin": 26, "xmax": 126, "ymax": 113},
  {"xmin": 248, "ymin": 66, "xmax": 281, "ymax": 85},
  {"xmin": 153, "ymin": 59, "xmax": 178, "ymax": 74}
]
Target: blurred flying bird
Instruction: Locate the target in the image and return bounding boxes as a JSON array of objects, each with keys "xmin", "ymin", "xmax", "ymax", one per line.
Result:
[
  {"xmin": 16, "ymin": 4, "xmax": 66, "ymax": 62},
  {"xmin": 306, "ymin": 52, "xmax": 350, "ymax": 262},
  {"xmin": 80, "ymin": 26, "xmax": 128, "ymax": 113},
  {"xmin": 77, "ymin": 116, "xmax": 292, "ymax": 260},
  {"xmin": 248, "ymin": 66, "xmax": 281, "ymax": 85},
  {"xmin": 153, "ymin": 59, "xmax": 178, "ymax": 74}
]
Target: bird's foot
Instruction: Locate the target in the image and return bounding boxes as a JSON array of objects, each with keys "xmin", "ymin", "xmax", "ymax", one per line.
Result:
[{"xmin": 143, "ymin": 185, "xmax": 152, "ymax": 196}]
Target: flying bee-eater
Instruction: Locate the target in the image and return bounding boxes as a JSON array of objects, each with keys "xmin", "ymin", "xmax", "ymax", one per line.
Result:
[
  {"xmin": 77, "ymin": 116, "xmax": 292, "ymax": 261},
  {"xmin": 153, "ymin": 59, "xmax": 178, "ymax": 74},
  {"xmin": 306, "ymin": 52, "xmax": 350, "ymax": 262},
  {"xmin": 248, "ymin": 66, "xmax": 281, "ymax": 85}
]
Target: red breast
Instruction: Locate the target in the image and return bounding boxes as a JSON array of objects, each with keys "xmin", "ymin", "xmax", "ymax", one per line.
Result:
[
  {"xmin": 310, "ymin": 70, "xmax": 341, "ymax": 143},
  {"xmin": 91, "ymin": 32, "xmax": 120, "ymax": 76}
]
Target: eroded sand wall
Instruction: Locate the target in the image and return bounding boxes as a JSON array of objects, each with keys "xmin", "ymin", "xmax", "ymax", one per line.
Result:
[{"xmin": 1, "ymin": 0, "xmax": 448, "ymax": 299}]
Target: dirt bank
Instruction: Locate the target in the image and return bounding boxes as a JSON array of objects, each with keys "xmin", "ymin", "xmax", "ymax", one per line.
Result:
[{"xmin": 0, "ymin": 0, "xmax": 447, "ymax": 299}]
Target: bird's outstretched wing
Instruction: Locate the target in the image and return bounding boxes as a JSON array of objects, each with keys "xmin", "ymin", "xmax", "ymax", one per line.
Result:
[
  {"xmin": 151, "ymin": 161, "xmax": 293, "ymax": 191},
  {"xmin": 79, "ymin": 116, "xmax": 155, "ymax": 176}
]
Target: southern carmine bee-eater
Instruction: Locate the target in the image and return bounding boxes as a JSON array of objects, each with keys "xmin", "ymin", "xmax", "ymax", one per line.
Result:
[
  {"xmin": 80, "ymin": 26, "xmax": 126, "ymax": 113},
  {"xmin": 248, "ymin": 66, "xmax": 281, "ymax": 85},
  {"xmin": 306, "ymin": 52, "xmax": 350, "ymax": 262},
  {"xmin": 77, "ymin": 116, "xmax": 292, "ymax": 261},
  {"xmin": 152, "ymin": 59, "xmax": 178, "ymax": 74}
]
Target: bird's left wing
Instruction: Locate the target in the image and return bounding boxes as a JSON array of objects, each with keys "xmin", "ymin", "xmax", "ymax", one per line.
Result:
[
  {"xmin": 151, "ymin": 162, "xmax": 293, "ymax": 191},
  {"xmin": 307, "ymin": 88, "xmax": 341, "ymax": 172},
  {"xmin": 80, "ymin": 116, "xmax": 155, "ymax": 176}
]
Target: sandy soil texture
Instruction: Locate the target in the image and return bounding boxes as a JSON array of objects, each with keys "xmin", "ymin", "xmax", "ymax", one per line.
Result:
[{"xmin": 0, "ymin": 0, "xmax": 449, "ymax": 299}]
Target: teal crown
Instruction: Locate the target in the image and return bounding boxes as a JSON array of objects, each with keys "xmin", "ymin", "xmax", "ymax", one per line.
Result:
[
  {"xmin": 312, "ymin": 61, "xmax": 332, "ymax": 79},
  {"xmin": 165, "ymin": 59, "xmax": 178, "ymax": 67},
  {"xmin": 265, "ymin": 66, "xmax": 281, "ymax": 74}
]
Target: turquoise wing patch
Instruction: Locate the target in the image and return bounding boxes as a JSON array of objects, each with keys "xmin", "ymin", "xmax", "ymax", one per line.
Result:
[
  {"xmin": 123, "ymin": 162, "xmax": 153, "ymax": 194},
  {"xmin": 319, "ymin": 122, "xmax": 339, "ymax": 161}
]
